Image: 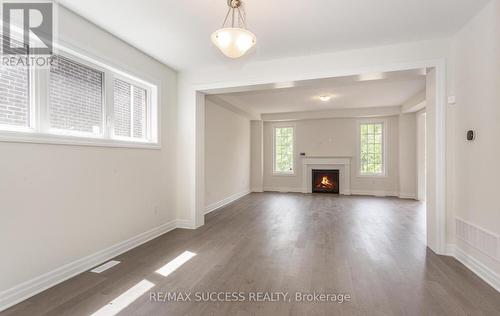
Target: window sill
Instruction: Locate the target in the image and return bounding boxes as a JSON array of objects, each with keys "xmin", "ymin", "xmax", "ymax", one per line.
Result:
[
  {"xmin": 357, "ymin": 173, "xmax": 388, "ymax": 178},
  {"xmin": 272, "ymin": 172, "xmax": 296, "ymax": 177},
  {"xmin": 0, "ymin": 130, "xmax": 160, "ymax": 150}
]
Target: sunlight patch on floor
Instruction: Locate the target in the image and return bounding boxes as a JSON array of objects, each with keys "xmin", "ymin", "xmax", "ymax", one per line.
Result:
[
  {"xmin": 90, "ymin": 279, "xmax": 155, "ymax": 316},
  {"xmin": 155, "ymin": 251, "xmax": 197, "ymax": 277}
]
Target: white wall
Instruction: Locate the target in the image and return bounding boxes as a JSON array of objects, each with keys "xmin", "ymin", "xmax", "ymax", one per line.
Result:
[
  {"xmin": 0, "ymin": 5, "xmax": 177, "ymax": 295},
  {"xmin": 448, "ymin": 0, "xmax": 500, "ymax": 278},
  {"xmin": 417, "ymin": 111, "xmax": 427, "ymax": 201},
  {"xmin": 398, "ymin": 113, "xmax": 418, "ymax": 199},
  {"xmin": 250, "ymin": 120, "xmax": 264, "ymax": 192},
  {"xmin": 262, "ymin": 116, "xmax": 404, "ymax": 196},
  {"xmin": 425, "ymin": 68, "xmax": 439, "ymax": 252},
  {"xmin": 204, "ymin": 100, "xmax": 251, "ymax": 210}
]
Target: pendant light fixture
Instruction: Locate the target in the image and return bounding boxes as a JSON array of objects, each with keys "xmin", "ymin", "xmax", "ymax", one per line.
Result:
[{"xmin": 211, "ymin": 0, "xmax": 256, "ymax": 58}]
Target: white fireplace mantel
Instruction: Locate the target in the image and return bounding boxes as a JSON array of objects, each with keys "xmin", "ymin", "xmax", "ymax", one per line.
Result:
[{"xmin": 302, "ymin": 156, "xmax": 351, "ymax": 194}]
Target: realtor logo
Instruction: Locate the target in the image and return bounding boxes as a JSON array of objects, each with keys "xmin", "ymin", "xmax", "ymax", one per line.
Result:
[{"xmin": 1, "ymin": 1, "xmax": 53, "ymax": 55}]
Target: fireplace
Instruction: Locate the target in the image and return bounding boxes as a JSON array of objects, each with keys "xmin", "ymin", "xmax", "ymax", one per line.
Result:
[{"xmin": 312, "ymin": 169, "xmax": 339, "ymax": 194}]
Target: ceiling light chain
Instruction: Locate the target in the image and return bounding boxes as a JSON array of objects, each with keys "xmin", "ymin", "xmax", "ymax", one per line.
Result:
[
  {"xmin": 237, "ymin": 4, "xmax": 247, "ymax": 29},
  {"xmin": 221, "ymin": 6, "xmax": 232, "ymax": 28},
  {"xmin": 221, "ymin": 0, "xmax": 247, "ymax": 29}
]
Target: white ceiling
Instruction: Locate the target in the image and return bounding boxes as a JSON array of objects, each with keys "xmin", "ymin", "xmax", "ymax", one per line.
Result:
[
  {"xmin": 211, "ymin": 70, "xmax": 426, "ymax": 116},
  {"xmin": 58, "ymin": 0, "xmax": 490, "ymax": 71}
]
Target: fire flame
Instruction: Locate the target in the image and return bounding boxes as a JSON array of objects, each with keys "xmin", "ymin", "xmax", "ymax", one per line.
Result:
[{"xmin": 318, "ymin": 176, "xmax": 334, "ymax": 189}]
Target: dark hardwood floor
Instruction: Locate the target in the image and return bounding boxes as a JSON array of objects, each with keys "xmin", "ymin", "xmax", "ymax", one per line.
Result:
[{"xmin": 2, "ymin": 193, "xmax": 500, "ymax": 315}]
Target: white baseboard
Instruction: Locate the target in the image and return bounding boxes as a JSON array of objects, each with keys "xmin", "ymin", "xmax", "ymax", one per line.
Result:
[
  {"xmin": 0, "ymin": 220, "xmax": 178, "ymax": 312},
  {"xmin": 398, "ymin": 192, "xmax": 417, "ymax": 199},
  {"xmin": 350, "ymin": 190, "xmax": 399, "ymax": 197},
  {"xmin": 251, "ymin": 187, "xmax": 264, "ymax": 193},
  {"xmin": 175, "ymin": 219, "xmax": 195, "ymax": 229},
  {"xmin": 263, "ymin": 188, "xmax": 412, "ymax": 198},
  {"xmin": 445, "ymin": 244, "xmax": 500, "ymax": 293},
  {"xmin": 205, "ymin": 190, "xmax": 251, "ymax": 215},
  {"xmin": 263, "ymin": 186, "xmax": 304, "ymax": 193}
]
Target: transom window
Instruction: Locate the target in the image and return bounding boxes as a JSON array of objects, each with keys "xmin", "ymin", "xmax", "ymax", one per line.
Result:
[
  {"xmin": 274, "ymin": 126, "xmax": 294, "ymax": 174},
  {"xmin": 359, "ymin": 122, "xmax": 385, "ymax": 176}
]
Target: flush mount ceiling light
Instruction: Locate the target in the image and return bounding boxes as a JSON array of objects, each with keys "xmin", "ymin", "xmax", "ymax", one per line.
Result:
[
  {"xmin": 211, "ymin": 0, "xmax": 256, "ymax": 58},
  {"xmin": 319, "ymin": 95, "xmax": 332, "ymax": 102}
]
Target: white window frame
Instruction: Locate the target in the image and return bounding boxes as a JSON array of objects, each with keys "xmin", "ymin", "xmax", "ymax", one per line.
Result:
[
  {"xmin": 357, "ymin": 119, "xmax": 387, "ymax": 177},
  {"xmin": 0, "ymin": 28, "xmax": 36, "ymax": 133},
  {"xmin": 272, "ymin": 123, "xmax": 296, "ymax": 176},
  {"xmin": 0, "ymin": 44, "xmax": 160, "ymax": 149}
]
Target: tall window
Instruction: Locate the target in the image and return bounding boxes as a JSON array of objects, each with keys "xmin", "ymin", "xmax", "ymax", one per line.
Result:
[
  {"xmin": 359, "ymin": 122, "xmax": 384, "ymax": 175},
  {"xmin": 274, "ymin": 126, "xmax": 294, "ymax": 174}
]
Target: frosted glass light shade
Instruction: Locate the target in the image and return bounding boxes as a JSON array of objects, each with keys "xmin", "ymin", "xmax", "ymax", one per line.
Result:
[{"xmin": 211, "ymin": 27, "xmax": 256, "ymax": 58}]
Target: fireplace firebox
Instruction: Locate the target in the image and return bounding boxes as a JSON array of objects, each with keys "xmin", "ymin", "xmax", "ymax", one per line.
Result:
[{"xmin": 312, "ymin": 169, "xmax": 339, "ymax": 194}]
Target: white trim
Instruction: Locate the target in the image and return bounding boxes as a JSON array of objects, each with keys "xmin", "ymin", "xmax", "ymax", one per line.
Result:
[
  {"xmin": 0, "ymin": 220, "xmax": 178, "ymax": 312},
  {"xmin": 445, "ymin": 244, "xmax": 456, "ymax": 256},
  {"xmin": 434, "ymin": 60, "xmax": 447, "ymax": 255},
  {"xmin": 398, "ymin": 193, "xmax": 417, "ymax": 199},
  {"xmin": 350, "ymin": 190, "xmax": 399, "ymax": 197},
  {"xmin": 205, "ymin": 190, "xmax": 251, "ymax": 215},
  {"xmin": 356, "ymin": 174, "xmax": 389, "ymax": 179},
  {"xmin": 194, "ymin": 92, "xmax": 206, "ymax": 228},
  {"xmin": 446, "ymin": 244, "xmax": 500, "ymax": 293},
  {"xmin": 262, "ymin": 106, "xmax": 402, "ymax": 121},
  {"xmin": 175, "ymin": 219, "xmax": 196, "ymax": 230},
  {"xmin": 263, "ymin": 186, "xmax": 304, "ymax": 193},
  {"xmin": 193, "ymin": 59, "xmax": 441, "ymax": 93},
  {"xmin": 0, "ymin": 130, "xmax": 161, "ymax": 149},
  {"xmin": 272, "ymin": 123, "xmax": 296, "ymax": 175},
  {"xmin": 261, "ymin": 188, "xmax": 410, "ymax": 199},
  {"xmin": 0, "ymin": 124, "xmax": 33, "ymax": 133}
]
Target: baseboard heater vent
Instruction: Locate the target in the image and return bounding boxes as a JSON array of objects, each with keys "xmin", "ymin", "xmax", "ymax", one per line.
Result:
[
  {"xmin": 91, "ymin": 260, "xmax": 121, "ymax": 273},
  {"xmin": 456, "ymin": 217, "xmax": 499, "ymax": 260}
]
